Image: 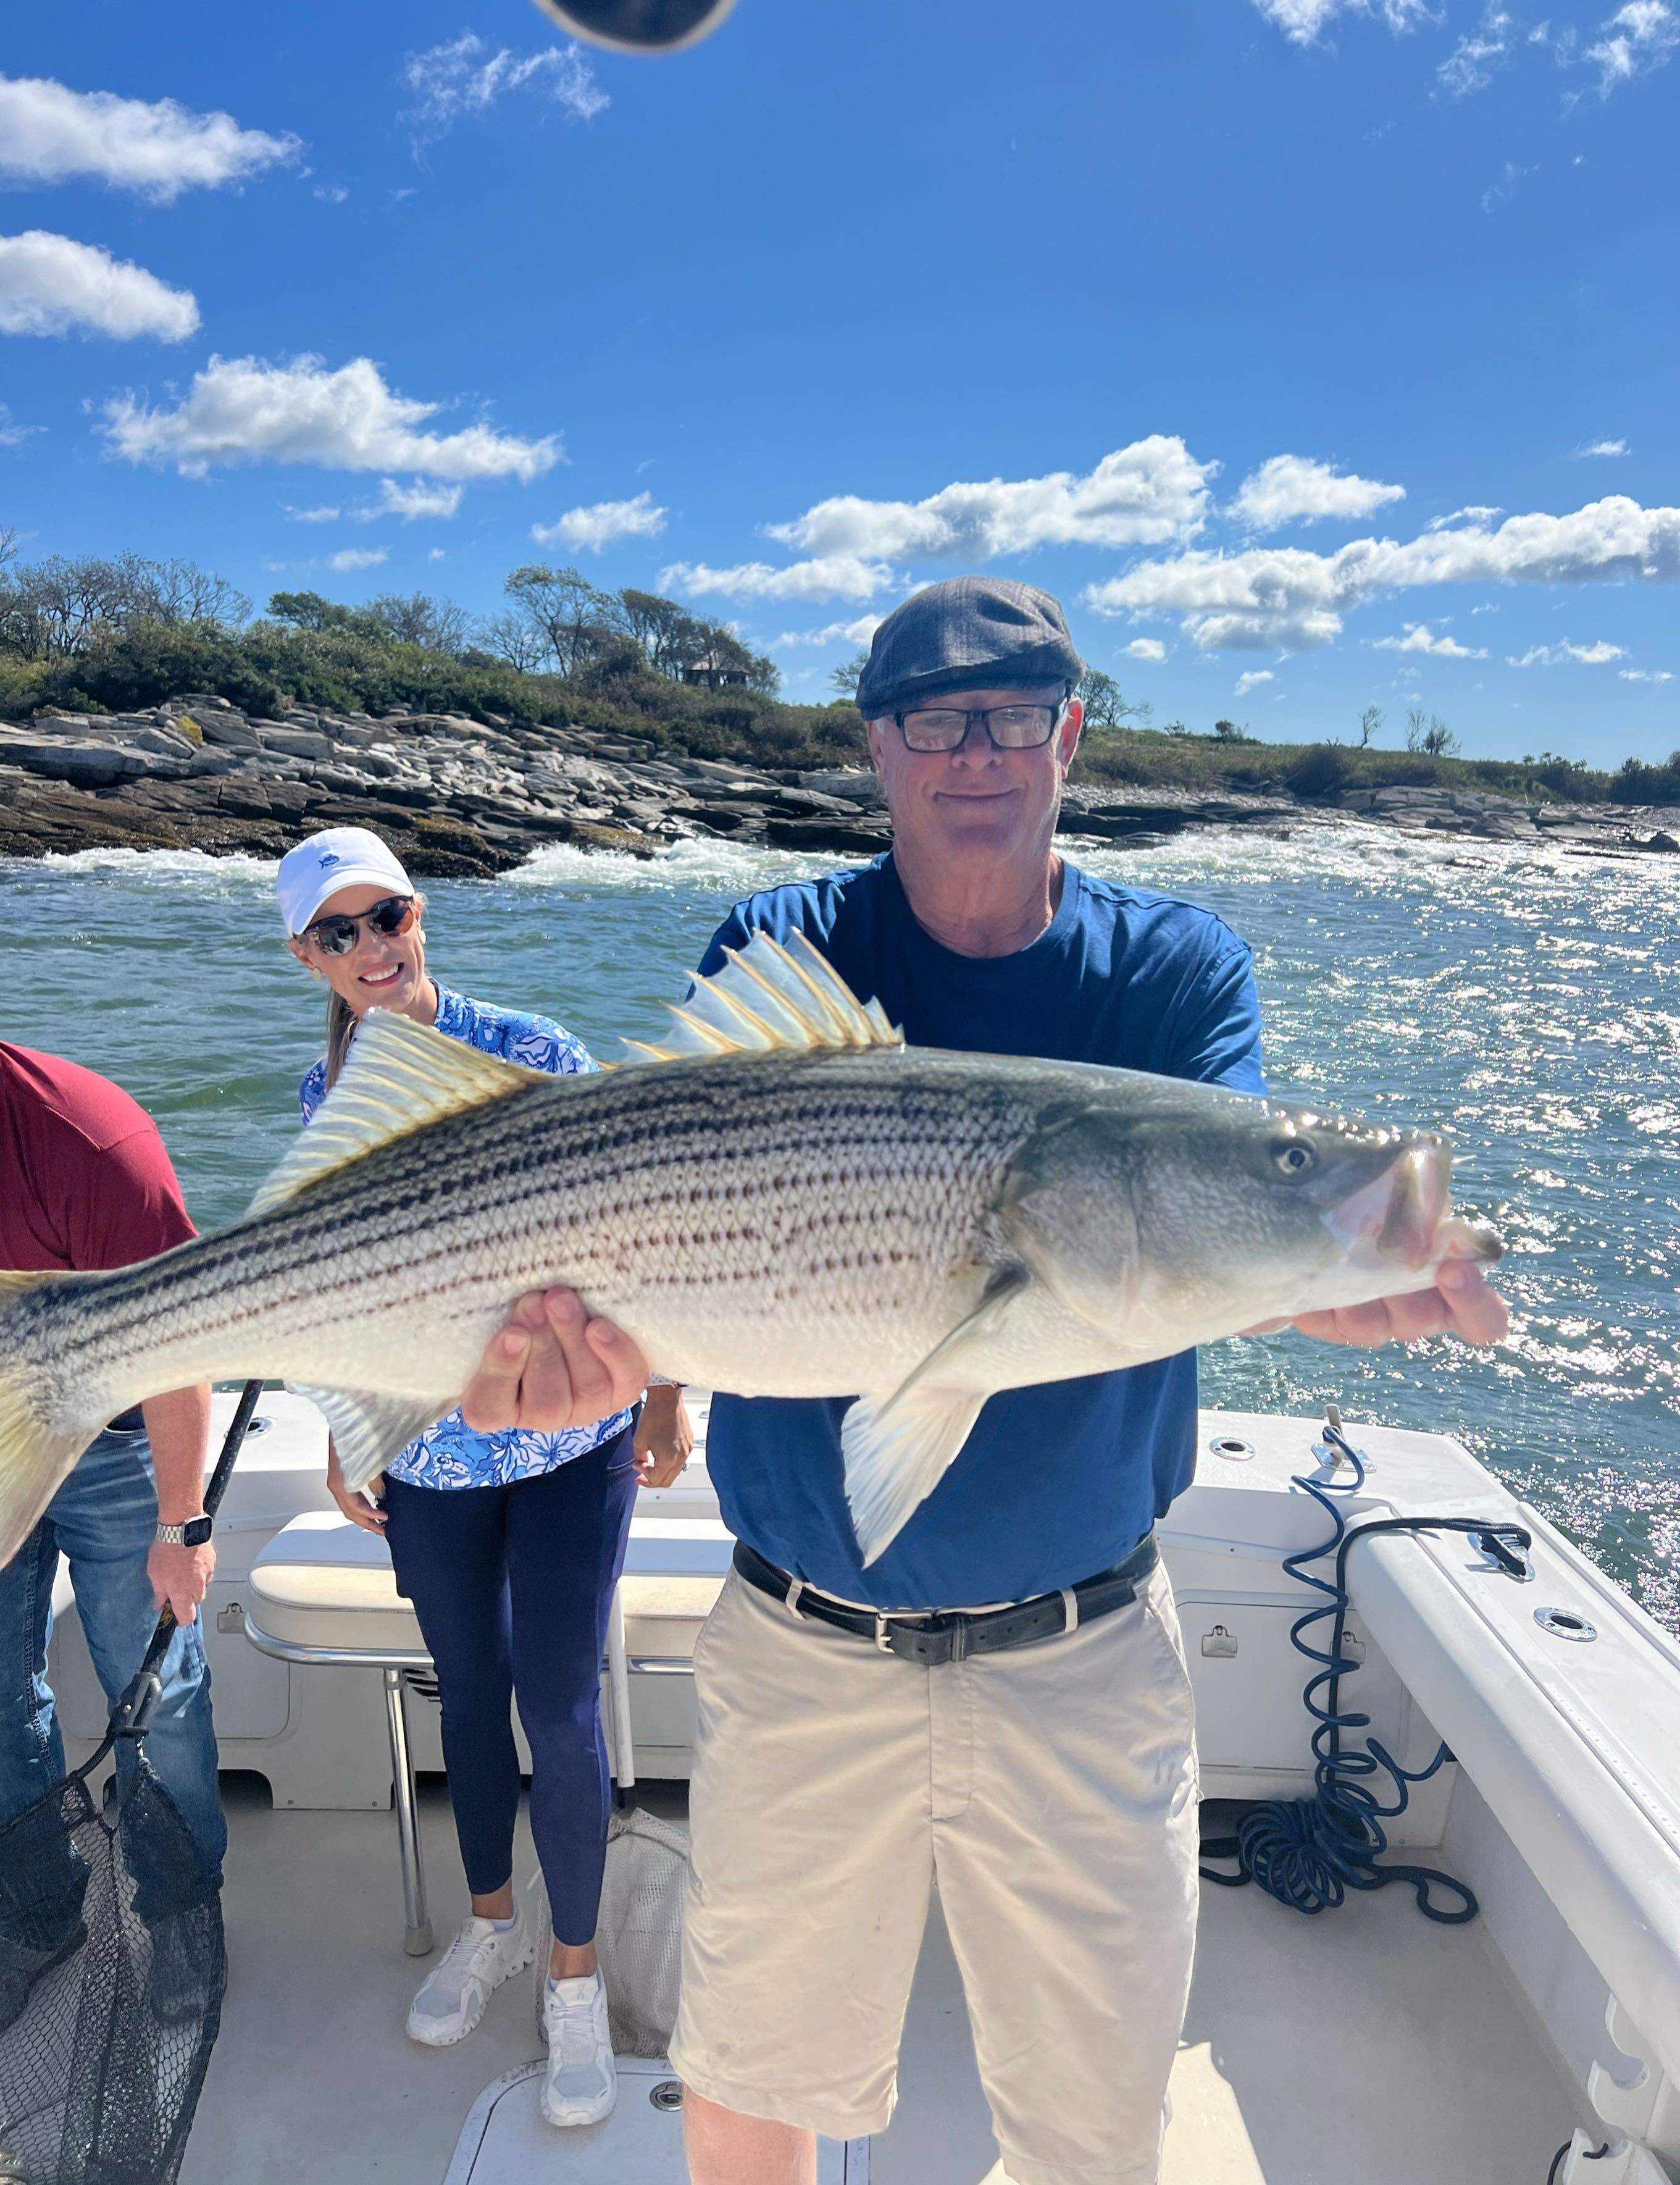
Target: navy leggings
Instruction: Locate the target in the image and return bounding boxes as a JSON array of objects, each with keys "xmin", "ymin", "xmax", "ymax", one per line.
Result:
[{"xmin": 380, "ymin": 1424, "xmax": 638, "ymax": 1945}]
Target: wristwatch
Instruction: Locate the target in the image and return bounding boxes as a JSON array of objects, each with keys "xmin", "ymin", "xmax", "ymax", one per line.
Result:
[{"xmin": 156, "ymin": 1515, "xmax": 213, "ymax": 1548}]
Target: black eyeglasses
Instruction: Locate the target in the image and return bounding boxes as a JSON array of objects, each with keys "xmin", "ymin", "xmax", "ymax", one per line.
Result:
[
  {"xmin": 300, "ymin": 894, "xmax": 418, "ymax": 956},
  {"xmin": 892, "ymin": 701, "xmax": 1068, "ymax": 753}
]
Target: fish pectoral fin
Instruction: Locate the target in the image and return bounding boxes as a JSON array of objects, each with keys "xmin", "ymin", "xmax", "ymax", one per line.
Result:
[
  {"xmin": 249, "ymin": 1013, "xmax": 547, "ymax": 1218},
  {"xmin": 621, "ymin": 930, "xmax": 903, "ymax": 1065},
  {"xmin": 289, "ymin": 1385, "xmax": 449, "ymax": 1493},
  {"xmin": 840, "ymin": 1268, "xmax": 1030, "ymax": 1567}
]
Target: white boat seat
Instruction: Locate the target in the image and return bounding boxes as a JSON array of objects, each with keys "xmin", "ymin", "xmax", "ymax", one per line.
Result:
[
  {"xmin": 248, "ymin": 1511, "xmax": 425, "ymax": 1658},
  {"xmin": 622, "ymin": 1574, "xmax": 725, "ymax": 1663},
  {"xmin": 247, "ymin": 1515, "xmax": 728, "ymax": 1666}
]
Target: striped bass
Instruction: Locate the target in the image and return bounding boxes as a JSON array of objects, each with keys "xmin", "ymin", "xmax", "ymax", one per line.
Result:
[{"xmin": 0, "ymin": 933, "xmax": 1500, "ymax": 1567}]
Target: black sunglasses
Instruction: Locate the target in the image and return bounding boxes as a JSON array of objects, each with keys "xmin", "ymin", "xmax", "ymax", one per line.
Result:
[{"xmin": 300, "ymin": 894, "xmax": 419, "ymax": 957}]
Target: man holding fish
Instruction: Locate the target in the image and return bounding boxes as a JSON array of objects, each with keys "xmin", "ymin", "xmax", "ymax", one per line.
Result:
[{"xmin": 451, "ymin": 578, "xmax": 1508, "ymax": 2185}]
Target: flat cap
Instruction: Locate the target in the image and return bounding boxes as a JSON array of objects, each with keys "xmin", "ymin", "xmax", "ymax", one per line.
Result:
[{"xmin": 855, "ymin": 577, "xmax": 1084, "ymax": 719}]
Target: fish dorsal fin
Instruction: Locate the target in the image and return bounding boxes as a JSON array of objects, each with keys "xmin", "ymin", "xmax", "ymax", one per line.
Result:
[
  {"xmin": 621, "ymin": 930, "xmax": 902, "ymax": 1065},
  {"xmin": 248, "ymin": 1011, "xmax": 544, "ymax": 1217}
]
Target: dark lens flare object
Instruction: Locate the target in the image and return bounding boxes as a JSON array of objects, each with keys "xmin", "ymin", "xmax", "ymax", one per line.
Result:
[{"xmin": 529, "ymin": 0, "xmax": 738, "ymax": 51}]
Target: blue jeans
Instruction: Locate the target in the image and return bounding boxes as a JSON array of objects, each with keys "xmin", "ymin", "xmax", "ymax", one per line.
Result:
[{"xmin": 0, "ymin": 1422, "xmax": 225, "ymax": 1929}]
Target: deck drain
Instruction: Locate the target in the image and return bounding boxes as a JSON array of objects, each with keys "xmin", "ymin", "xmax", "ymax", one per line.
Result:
[
  {"xmin": 1534, "ymin": 1606, "xmax": 1597, "ymax": 1643},
  {"xmin": 650, "ymin": 2081, "xmax": 684, "ymax": 2112},
  {"xmin": 1208, "ymin": 1435, "xmax": 1254, "ymax": 1461}
]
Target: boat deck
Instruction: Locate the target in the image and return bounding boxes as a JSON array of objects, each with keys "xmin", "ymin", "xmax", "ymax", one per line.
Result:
[{"xmin": 181, "ymin": 1778, "xmax": 1584, "ymax": 2185}]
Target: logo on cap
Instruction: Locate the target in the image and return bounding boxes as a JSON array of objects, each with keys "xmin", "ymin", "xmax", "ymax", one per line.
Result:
[{"xmin": 317, "ymin": 850, "xmax": 341, "ymax": 870}]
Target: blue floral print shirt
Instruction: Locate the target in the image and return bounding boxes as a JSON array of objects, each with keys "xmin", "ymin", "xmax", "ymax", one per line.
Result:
[{"xmin": 299, "ymin": 984, "xmax": 634, "ymax": 1490}]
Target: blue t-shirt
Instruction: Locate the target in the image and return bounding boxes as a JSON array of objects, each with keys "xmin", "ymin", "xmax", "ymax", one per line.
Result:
[
  {"xmin": 299, "ymin": 984, "xmax": 634, "ymax": 1489},
  {"xmin": 696, "ymin": 855, "xmax": 1266, "ymax": 1611}
]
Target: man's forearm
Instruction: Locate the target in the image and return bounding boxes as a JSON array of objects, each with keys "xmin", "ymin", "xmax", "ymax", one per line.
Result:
[{"xmin": 141, "ymin": 1385, "xmax": 214, "ymax": 1520}]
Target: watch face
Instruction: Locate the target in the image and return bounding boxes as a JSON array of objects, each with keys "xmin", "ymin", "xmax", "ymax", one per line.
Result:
[{"xmin": 182, "ymin": 1516, "xmax": 213, "ymax": 1548}]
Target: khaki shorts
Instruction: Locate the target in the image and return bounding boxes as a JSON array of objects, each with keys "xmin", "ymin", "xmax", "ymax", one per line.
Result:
[{"xmin": 669, "ymin": 1559, "xmax": 1200, "ymax": 2185}]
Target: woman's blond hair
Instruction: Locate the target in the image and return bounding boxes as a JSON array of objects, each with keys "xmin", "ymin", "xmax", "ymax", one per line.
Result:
[{"xmin": 325, "ymin": 988, "xmax": 358, "ymax": 1091}]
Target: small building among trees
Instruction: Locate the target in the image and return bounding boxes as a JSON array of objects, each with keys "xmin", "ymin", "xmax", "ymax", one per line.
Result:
[{"xmin": 682, "ymin": 648, "xmax": 751, "ymax": 690}]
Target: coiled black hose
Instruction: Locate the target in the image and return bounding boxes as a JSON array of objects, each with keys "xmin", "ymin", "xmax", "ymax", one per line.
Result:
[{"xmin": 1200, "ymin": 1414, "xmax": 1531, "ymax": 1923}]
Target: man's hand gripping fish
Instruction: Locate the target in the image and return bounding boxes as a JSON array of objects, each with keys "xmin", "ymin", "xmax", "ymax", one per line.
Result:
[{"xmin": 0, "ymin": 933, "xmax": 1500, "ymax": 1569}]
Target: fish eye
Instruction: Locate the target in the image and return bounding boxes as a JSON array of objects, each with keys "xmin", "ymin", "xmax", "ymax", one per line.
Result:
[{"xmin": 1272, "ymin": 1138, "xmax": 1316, "ymax": 1176}]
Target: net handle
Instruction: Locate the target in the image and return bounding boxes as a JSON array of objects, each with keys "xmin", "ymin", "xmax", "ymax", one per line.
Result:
[{"xmin": 111, "ymin": 1380, "xmax": 265, "ymax": 1737}]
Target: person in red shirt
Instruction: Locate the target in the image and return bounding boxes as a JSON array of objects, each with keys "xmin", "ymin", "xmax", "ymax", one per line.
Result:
[{"xmin": 0, "ymin": 1043, "xmax": 225, "ymax": 1900}]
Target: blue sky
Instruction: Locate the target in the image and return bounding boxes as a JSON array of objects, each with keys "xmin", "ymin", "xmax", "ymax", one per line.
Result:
[{"xmin": 1, "ymin": 0, "xmax": 1675, "ymax": 761}]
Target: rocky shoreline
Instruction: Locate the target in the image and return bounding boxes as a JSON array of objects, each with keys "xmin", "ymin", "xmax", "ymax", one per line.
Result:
[{"xmin": 0, "ymin": 695, "xmax": 1673, "ymax": 875}]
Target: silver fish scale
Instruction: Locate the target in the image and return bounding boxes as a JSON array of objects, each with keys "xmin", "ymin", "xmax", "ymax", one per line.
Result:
[{"xmin": 33, "ymin": 1047, "xmax": 1051, "ymax": 1404}]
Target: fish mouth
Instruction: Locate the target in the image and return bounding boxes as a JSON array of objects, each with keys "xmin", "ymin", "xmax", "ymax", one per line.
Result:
[{"xmin": 1323, "ymin": 1138, "xmax": 1500, "ymax": 1273}]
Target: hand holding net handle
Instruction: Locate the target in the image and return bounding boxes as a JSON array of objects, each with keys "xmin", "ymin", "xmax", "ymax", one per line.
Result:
[{"xmin": 112, "ymin": 1380, "xmax": 265, "ymax": 1738}]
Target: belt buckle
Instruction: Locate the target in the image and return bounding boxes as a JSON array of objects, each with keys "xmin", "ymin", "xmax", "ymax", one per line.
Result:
[{"xmin": 873, "ymin": 1613, "xmax": 893, "ymax": 1655}]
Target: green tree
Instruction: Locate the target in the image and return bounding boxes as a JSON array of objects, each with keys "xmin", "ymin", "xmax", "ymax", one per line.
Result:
[
  {"xmin": 268, "ymin": 590, "xmax": 358, "ymax": 632},
  {"xmin": 1076, "ymin": 669, "xmax": 1151, "ymax": 729},
  {"xmin": 830, "ymin": 651, "xmax": 869, "ymax": 701},
  {"xmin": 617, "ymin": 588, "xmax": 706, "ymax": 677},
  {"xmin": 500, "ymin": 564, "xmax": 621, "ymax": 676}
]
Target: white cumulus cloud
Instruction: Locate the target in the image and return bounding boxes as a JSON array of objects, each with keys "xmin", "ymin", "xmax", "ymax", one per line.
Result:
[
  {"xmin": 0, "ymin": 231, "xmax": 198, "ymax": 341},
  {"xmin": 1231, "ymin": 454, "xmax": 1406, "ymax": 530},
  {"xmin": 101, "ymin": 354, "xmax": 560, "ymax": 481},
  {"xmin": 374, "ymin": 477, "xmax": 464, "ymax": 520},
  {"xmin": 766, "ymin": 437, "xmax": 1214, "ymax": 564},
  {"xmin": 1508, "ymin": 639, "xmax": 1625, "ymax": 665},
  {"xmin": 1234, "ymin": 670, "xmax": 1274, "ymax": 697},
  {"xmin": 1427, "ymin": 505, "xmax": 1503, "ymax": 530},
  {"xmin": 1619, "ymin": 667, "xmax": 1673, "ymax": 682},
  {"xmin": 532, "ymin": 491, "xmax": 666, "ymax": 551},
  {"xmin": 327, "ymin": 547, "xmax": 387, "ymax": 572},
  {"xmin": 1586, "ymin": 0, "xmax": 1678, "ymax": 90},
  {"xmin": 403, "ymin": 34, "xmax": 606, "ymax": 140},
  {"xmin": 774, "ymin": 615, "xmax": 884, "ymax": 648},
  {"xmin": 1373, "ymin": 623, "xmax": 1489, "ymax": 658},
  {"xmin": 1084, "ymin": 496, "xmax": 1680, "ymax": 652},
  {"xmin": 661, "ymin": 554, "xmax": 895, "ymax": 605},
  {"xmin": 1576, "ymin": 437, "xmax": 1629, "ymax": 456},
  {"xmin": 1250, "ymin": 0, "xmax": 1430, "ymax": 44},
  {"xmin": 664, "ymin": 440, "xmax": 1214, "ymax": 605},
  {"xmin": 286, "ymin": 504, "xmax": 341, "ymax": 522},
  {"xmin": 0, "ymin": 74, "xmax": 298, "ymax": 201},
  {"xmin": 1122, "ymin": 638, "xmax": 1168, "ymax": 661}
]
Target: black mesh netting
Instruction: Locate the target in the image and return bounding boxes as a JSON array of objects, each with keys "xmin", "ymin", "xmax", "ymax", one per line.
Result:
[{"xmin": 0, "ymin": 1747, "xmax": 226, "ymax": 2185}]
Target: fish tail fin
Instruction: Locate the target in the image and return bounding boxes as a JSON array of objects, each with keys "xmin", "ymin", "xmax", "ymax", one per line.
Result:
[{"xmin": 0, "ymin": 1269, "xmax": 105, "ymax": 1569}]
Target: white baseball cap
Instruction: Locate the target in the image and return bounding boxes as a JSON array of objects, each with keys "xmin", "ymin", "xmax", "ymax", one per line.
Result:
[{"xmin": 278, "ymin": 828, "xmax": 414, "ymax": 937}]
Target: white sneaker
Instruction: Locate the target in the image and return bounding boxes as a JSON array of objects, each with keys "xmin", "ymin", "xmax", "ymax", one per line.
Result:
[
  {"xmin": 540, "ymin": 1970, "xmax": 617, "ymax": 2127},
  {"xmin": 406, "ymin": 1908, "xmax": 535, "ymax": 2047}
]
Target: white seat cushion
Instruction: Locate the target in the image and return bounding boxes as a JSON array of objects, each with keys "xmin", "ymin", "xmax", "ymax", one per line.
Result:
[
  {"xmin": 249, "ymin": 1512, "xmax": 428, "ymax": 1657},
  {"xmin": 248, "ymin": 1512, "xmax": 733, "ymax": 1665},
  {"xmin": 620, "ymin": 1573, "xmax": 725, "ymax": 1661}
]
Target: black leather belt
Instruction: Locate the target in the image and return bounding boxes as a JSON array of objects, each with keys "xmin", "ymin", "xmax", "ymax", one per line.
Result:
[{"xmin": 732, "ymin": 1533, "xmax": 1159, "ymax": 1667}]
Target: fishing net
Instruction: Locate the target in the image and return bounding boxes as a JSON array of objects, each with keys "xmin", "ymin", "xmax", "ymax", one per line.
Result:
[
  {"xmin": 0, "ymin": 1383, "xmax": 261, "ymax": 2185},
  {"xmin": 533, "ymin": 1808, "xmax": 690, "ymax": 2058},
  {"xmin": 0, "ymin": 1755, "xmax": 225, "ymax": 2185}
]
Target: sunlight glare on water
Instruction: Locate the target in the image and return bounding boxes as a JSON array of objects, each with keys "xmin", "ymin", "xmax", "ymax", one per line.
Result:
[{"xmin": 3, "ymin": 823, "xmax": 1676, "ymax": 1625}]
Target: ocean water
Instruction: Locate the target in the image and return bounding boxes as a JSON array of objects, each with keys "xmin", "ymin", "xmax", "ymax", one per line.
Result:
[{"xmin": 2, "ymin": 826, "xmax": 1676, "ymax": 1627}]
